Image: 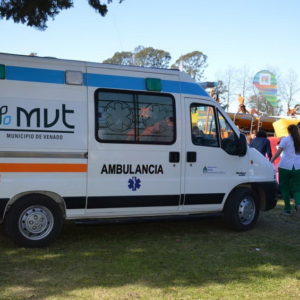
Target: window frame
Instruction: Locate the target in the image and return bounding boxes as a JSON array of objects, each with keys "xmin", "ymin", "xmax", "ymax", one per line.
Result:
[
  {"xmin": 94, "ymin": 88, "xmax": 177, "ymax": 145},
  {"xmin": 216, "ymin": 109, "xmax": 239, "ymax": 141},
  {"xmin": 190, "ymin": 103, "xmax": 220, "ymax": 148},
  {"xmin": 216, "ymin": 109, "xmax": 240, "ymax": 155}
]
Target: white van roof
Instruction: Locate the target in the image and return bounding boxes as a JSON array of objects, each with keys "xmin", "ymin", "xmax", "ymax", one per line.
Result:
[{"xmin": 0, "ymin": 52, "xmax": 209, "ymax": 98}]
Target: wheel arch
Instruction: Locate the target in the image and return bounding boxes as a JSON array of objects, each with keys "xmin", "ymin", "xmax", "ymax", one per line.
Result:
[
  {"xmin": 3, "ymin": 191, "xmax": 66, "ymax": 221},
  {"xmin": 224, "ymin": 183, "xmax": 264, "ymax": 211}
]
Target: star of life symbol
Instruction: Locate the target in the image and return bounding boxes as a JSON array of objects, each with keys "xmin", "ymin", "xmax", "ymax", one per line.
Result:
[{"xmin": 128, "ymin": 176, "xmax": 141, "ymax": 191}]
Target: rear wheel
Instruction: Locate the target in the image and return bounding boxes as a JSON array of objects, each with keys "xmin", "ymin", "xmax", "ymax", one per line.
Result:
[
  {"xmin": 224, "ymin": 188, "xmax": 259, "ymax": 231},
  {"xmin": 5, "ymin": 195, "xmax": 63, "ymax": 247}
]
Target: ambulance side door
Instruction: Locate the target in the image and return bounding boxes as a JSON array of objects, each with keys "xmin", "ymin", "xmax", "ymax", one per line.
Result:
[
  {"xmin": 183, "ymin": 98, "xmax": 248, "ymax": 212},
  {"xmin": 86, "ymin": 74, "xmax": 182, "ymax": 217}
]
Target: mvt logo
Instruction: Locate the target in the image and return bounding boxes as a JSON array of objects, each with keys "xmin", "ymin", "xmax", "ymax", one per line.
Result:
[
  {"xmin": 128, "ymin": 177, "xmax": 141, "ymax": 191},
  {"xmin": 0, "ymin": 104, "xmax": 75, "ymax": 133},
  {"xmin": 0, "ymin": 106, "xmax": 12, "ymax": 125}
]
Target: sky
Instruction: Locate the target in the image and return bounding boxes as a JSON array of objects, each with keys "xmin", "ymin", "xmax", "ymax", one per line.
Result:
[{"xmin": 1, "ymin": 0, "xmax": 300, "ymax": 86}]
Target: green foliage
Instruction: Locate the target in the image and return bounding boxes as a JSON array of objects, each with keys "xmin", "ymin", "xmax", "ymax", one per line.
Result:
[
  {"xmin": 211, "ymin": 80, "xmax": 229, "ymax": 110},
  {"xmin": 102, "ymin": 51, "xmax": 134, "ymax": 65},
  {"xmin": 248, "ymin": 94, "xmax": 281, "ymax": 115},
  {"xmin": 103, "ymin": 47, "xmax": 208, "ymax": 75},
  {"xmin": 134, "ymin": 47, "xmax": 171, "ymax": 68},
  {"xmin": 172, "ymin": 51, "xmax": 208, "ymax": 81},
  {"xmin": 0, "ymin": 0, "xmax": 124, "ymax": 30},
  {"xmin": 103, "ymin": 46, "xmax": 172, "ymax": 69}
]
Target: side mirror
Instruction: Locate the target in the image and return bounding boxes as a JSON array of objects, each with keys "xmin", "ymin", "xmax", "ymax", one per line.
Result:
[
  {"xmin": 238, "ymin": 133, "xmax": 247, "ymax": 157},
  {"xmin": 221, "ymin": 132, "xmax": 240, "ymax": 155}
]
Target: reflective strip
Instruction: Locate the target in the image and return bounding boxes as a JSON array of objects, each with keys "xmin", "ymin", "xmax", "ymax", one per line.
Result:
[
  {"xmin": 6, "ymin": 66, "xmax": 65, "ymax": 84},
  {"xmin": 5, "ymin": 65, "xmax": 209, "ymax": 97},
  {"xmin": 0, "ymin": 151, "xmax": 87, "ymax": 158},
  {"xmin": 0, "ymin": 163, "xmax": 87, "ymax": 172},
  {"xmin": 86, "ymin": 73, "xmax": 208, "ymax": 96}
]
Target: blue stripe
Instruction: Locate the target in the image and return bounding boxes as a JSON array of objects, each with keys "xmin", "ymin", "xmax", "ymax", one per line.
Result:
[
  {"xmin": 181, "ymin": 82, "xmax": 208, "ymax": 96},
  {"xmin": 87, "ymin": 73, "xmax": 145, "ymax": 90},
  {"xmin": 6, "ymin": 66, "xmax": 65, "ymax": 84},
  {"xmin": 5, "ymin": 65, "xmax": 208, "ymax": 97}
]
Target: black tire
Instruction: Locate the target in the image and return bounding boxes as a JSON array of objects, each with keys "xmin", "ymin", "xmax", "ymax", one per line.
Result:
[
  {"xmin": 5, "ymin": 194, "xmax": 63, "ymax": 248},
  {"xmin": 223, "ymin": 187, "xmax": 259, "ymax": 231}
]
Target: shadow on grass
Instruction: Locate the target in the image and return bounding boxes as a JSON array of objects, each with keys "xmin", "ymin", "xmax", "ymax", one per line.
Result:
[{"xmin": 0, "ymin": 203, "xmax": 299, "ymax": 299}]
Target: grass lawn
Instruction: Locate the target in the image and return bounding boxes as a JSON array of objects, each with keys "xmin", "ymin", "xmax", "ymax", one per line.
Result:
[{"xmin": 0, "ymin": 200, "xmax": 299, "ymax": 300}]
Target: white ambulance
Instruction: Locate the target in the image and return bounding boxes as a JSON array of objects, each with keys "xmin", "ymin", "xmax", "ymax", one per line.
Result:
[{"xmin": 0, "ymin": 53, "xmax": 277, "ymax": 247}]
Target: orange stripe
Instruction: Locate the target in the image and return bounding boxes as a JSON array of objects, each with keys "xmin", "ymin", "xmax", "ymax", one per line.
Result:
[{"xmin": 0, "ymin": 163, "xmax": 87, "ymax": 172}]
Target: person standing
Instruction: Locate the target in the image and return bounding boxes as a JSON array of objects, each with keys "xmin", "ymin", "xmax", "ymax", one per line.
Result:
[
  {"xmin": 237, "ymin": 94, "xmax": 249, "ymax": 114},
  {"xmin": 250, "ymin": 129, "xmax": 272, "ymax": 160},
  {"xmin": 271, "ymin": 125, "xmax": 300, "ymax": 215}
]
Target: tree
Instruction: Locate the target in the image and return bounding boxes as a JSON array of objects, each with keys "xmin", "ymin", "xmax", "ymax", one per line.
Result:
[
  {"xmin": 208, "ymin": 80, "xmax": 229, "ymax": 110},
  {"xmin": 218, "ymin": 67, "xmax": 237, "ymax": 111},
  {"xmin": 134, "ymin": 47, "xmax": 171, "ymax": 68},
  {"xmin": 235, "ymin": 66, "xmax": 253, "ymax": 100},
  {"xmin": 103, "ymin": 46, "xmax": 171, "ymax": 69},
  {"xmin": 247, "ymin": 94, "xmax": 281, "ymax": 116},
  {"xmin": 171, "ymin": 51, "xmax": 207, "ymax": 82},
  {"xmin": 0, "ymin": 0, "xmax": 124, "ymax": 30},
  {"xmin": 279, "ymin": 69, "xmax": 300, "ymax": 112},
  {"xmin": 102, "ymin": 51, "xmax": 134, "ymax": 65}
]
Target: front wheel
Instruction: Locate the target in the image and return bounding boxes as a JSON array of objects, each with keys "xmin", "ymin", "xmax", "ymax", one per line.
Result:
[
  {"xmin": 223, "ymin": 188, "xmax": 259, "ymax": 231},
  {"xmin": 5, "ymin": 195, "xmax": 63, "ymax": 247}
]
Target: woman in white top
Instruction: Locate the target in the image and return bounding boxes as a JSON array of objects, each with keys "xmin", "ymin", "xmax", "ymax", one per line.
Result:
[{"xmin": 271, "ymin": 124, "xmax": 300, "ymax": 215}]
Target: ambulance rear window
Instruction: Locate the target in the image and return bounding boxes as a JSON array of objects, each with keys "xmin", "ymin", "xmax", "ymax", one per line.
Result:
[{"xmin": 95, "ymin": 89, "xmax": 176, "ymax": 144}]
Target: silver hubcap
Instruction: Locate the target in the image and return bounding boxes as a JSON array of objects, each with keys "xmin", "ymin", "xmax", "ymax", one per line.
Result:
[
  {"xmin": 18, "ymin": 206, "xmax": 54, "ymax": 240},
  {"xmin": 238, "ymin": 197, "xmax": 256, "ymax": 225}
]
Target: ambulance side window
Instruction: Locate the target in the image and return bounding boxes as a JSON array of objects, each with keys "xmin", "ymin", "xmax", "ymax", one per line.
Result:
[
  {"xmin": 217, "ymin": 111, "xmax": 239, "ymax": 155},
  {"xmin": 190, "ymin": 104, "xmax": 219, "ymax": 147},
  {"xmin": 95, "ymin": 89, "xmax": 176, "ymax": 144}
]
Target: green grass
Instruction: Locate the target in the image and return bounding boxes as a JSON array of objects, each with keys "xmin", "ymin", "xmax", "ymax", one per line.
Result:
[{"xmin": 0, "ymin": 200, "xmax": 299, "ymax": 300}]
